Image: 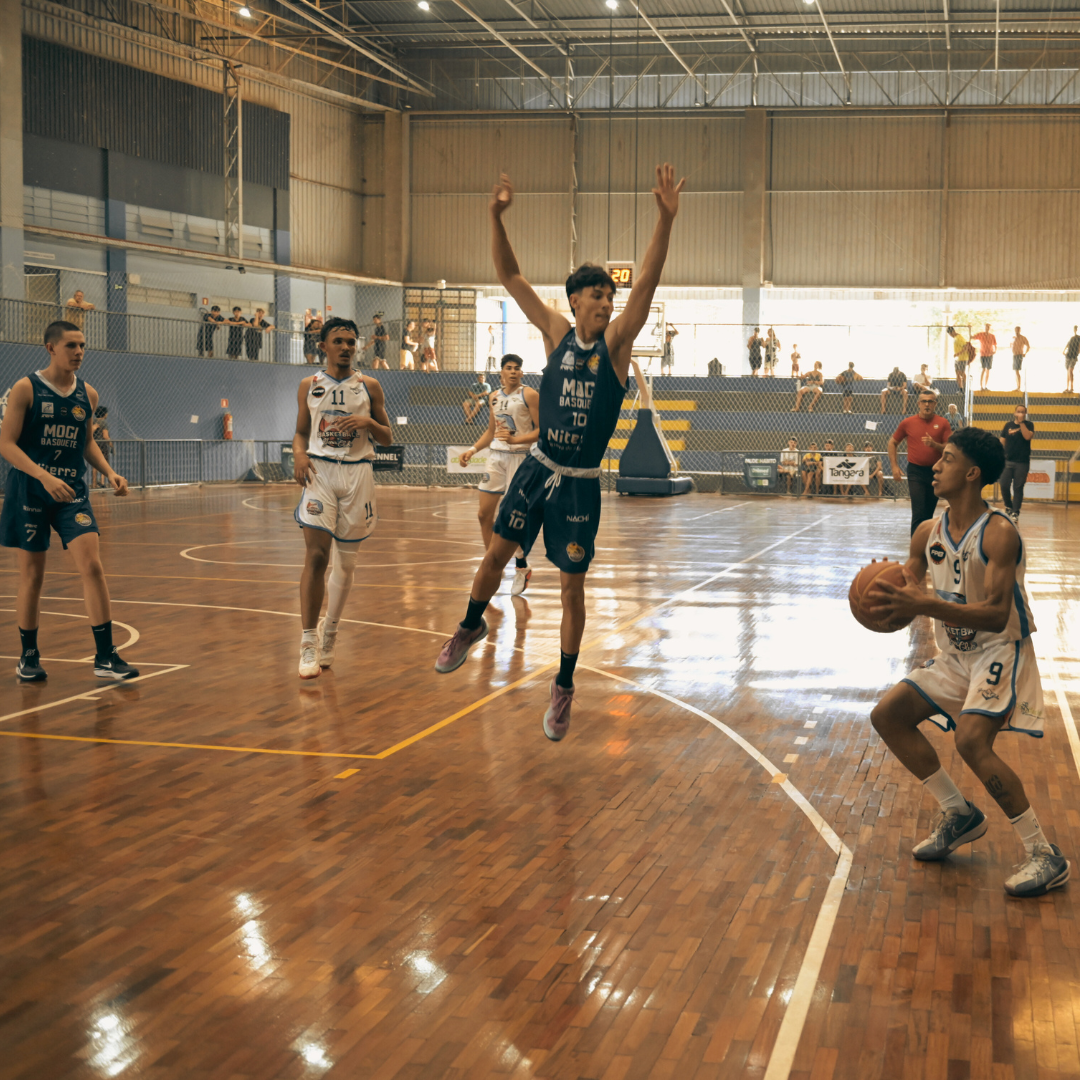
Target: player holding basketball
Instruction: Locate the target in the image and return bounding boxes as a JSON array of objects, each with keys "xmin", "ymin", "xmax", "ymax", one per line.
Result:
[
  {"xmin": 458, "ymin": 354, "xmax": 539, "ymax": 597},
  {"xmin": 0, "ymin": 321, "xmax": 139, "ymax": 681},
  {"xmin": 434, "ymin": 164, "xmax": 685, "ymax": 741},
  {"xmin": 293, "ymin": 318, "xmax": 393, "ymax": 679},
  {"xmin": 869, "ymin": 426, "xmax": 1068, "ymax": 898}
]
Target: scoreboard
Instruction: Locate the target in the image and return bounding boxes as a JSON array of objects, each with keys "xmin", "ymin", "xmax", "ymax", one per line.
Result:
[{"xmin": 605, "ymin": 262, "xmax": 634, "ymax": 289}]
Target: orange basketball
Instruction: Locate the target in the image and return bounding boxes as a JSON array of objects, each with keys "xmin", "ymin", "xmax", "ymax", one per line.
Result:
[{"xmin": 848, "ymin": 559, "xmax": 914, "ymax": 633}]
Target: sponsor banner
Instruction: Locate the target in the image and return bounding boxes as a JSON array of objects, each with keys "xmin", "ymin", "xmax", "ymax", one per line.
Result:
[
  {"xmin": 447, "ymin": 446, "xmax": 493, "ymax": 473},
  {"xmin": 823, "ymin": 455, "xmax": 870, "ymax": 485},
  {"xmin": 373, "ymin": 444, "xmax": 405, "ymax": 472},
  {"xmin": 1025, "ymin": 459, "xmax": 1056, "ymax": 500}
]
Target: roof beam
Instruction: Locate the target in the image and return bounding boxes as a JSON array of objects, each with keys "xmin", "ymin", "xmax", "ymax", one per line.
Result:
[
  {"xmin": 811, "ymin": 0, "xmax": 851, "ymax": 102},
  {"xmin": 623, "ymin": 0, "xmax": 711, "ymax": 96},
  {"xmin": 717, "ymin": 0, "xmax": 757, "ymax": 56},
  {"xmin": 496, "ymin": 0, "xmax": 568, "ymax": 56},
  {"xmin": 943, "ymin": 0, "xmax": 951, "ymax": 51}
]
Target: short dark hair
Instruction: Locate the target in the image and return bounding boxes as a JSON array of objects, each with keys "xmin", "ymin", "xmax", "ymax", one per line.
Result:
[
  {"xmin": 918, "ymin": 389, "xmax": 936, "ymax": 399},
  {"xmin": 44, "ymin": 320, "xmax": 82, "ymax": 345},
  {"xmin": 565, "ymin": 262, "xmax": 616, "ymax": 300},
  {"xmin": 319, "ymin": 317, "xmax": 359, "ymax": 343},
  {"xmin": 948, "ymin": 426, "xmax": 1005, "ymax": 487},
  {"xmin": 232, "ymin": 306, "xmax": 242, "ymax": 312},
  {"xmin": 94, "ymin": 405, "xmax": 108, "ymax": 418},
  {"xmin": 211, "ymin": 305, "xmax": 221, "ymax": 312},
  {"xmin": 500, "ymin": 353, "xmax": 524, "ymax": 369}
]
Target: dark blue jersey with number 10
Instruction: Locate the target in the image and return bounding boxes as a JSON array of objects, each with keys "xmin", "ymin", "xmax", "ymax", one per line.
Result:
[
  {"xmin": 537, "ymin": 329, "xmax": 626, "ymax": 469},
  {"xmin": 16, "ymin": 372, "xmax": 92, "ymax": 496}
]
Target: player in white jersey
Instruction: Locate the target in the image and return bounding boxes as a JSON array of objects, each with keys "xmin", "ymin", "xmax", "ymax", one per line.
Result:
[
  {"xmin": 458, "ymin": 354, "xmax": 539, "ymax": 596},
  {"xmin": 293, "ymin": 318, "xmax": 393, "ymax": 679},
  {"xmin": 869, "ymin": 426, "xmax": 1068, "ymax": 897}
]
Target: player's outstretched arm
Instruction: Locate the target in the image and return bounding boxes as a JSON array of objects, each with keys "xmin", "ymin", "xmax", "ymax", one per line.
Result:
[
  {"xmin": 292, "ymin": 377, "xmax": 316, "ymax": 486},
  {"xmin": 490, "ymin": 174, "xmax": 569, "ymax": 355},
  {"xmin": 0, "ymin": 377, "xmax": 76, "ymax": 503},
  {"xmin": 608, "ymin": 164, "xmax": 685, "ymax": 381}
]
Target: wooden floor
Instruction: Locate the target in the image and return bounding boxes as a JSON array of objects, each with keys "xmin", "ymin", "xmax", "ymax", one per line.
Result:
[{"xmin": 2, "ymin": 485, "xmax": 1079, "ymax": 1080}]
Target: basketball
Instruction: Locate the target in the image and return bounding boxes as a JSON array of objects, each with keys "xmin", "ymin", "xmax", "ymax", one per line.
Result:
[{"xmin": 848, "ymin": 559, "xmax": 914, "ymax": 633}]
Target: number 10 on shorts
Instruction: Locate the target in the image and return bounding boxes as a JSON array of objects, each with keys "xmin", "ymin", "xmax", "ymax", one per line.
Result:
[{"xmin": 507, "ymin": 510, "xmax": 526, "ymax": 531}]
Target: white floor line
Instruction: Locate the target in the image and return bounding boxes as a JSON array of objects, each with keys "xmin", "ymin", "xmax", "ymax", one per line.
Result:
[
  {"xmin": 1041, "ymin": 654, "xmax": 1080, "ymax": 781},
  {"xmin": 580, "ymin": 665, "xmax": 852, "ymax": 1080},
  {"xmin": 682, "ymin": 504, "xmax": 747, "ymax": 522}
]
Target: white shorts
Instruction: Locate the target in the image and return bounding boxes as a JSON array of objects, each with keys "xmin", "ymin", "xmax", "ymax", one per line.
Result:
[
  {"xmin": 294, "ymin": 458, "xmax": 376, "ymax": 542},
  {"xmin": 479, "ymin": 450, "xmax": 527, "ymax": 495},
  {"xmin": 903, "ymin": 636, "xmax": 1045, "ymax": 738}
]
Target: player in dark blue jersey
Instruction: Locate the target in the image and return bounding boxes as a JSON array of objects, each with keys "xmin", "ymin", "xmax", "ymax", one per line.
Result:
[
  {"xmin": 436, "ymin": 164, "xmax": 685, "ymax": 741},
  {"xmin": 0, "ymin": 321, "xmax": 139, "ymax": 682}
]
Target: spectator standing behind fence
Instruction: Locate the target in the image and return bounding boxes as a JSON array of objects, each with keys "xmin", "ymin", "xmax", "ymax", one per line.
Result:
[
  {"xmin": 421, "ymin": 322, "xmax": 438, "ymax": 372},
  {"xmin": 661, "ymin": 325, "xmax": 677, "ymax": 375},
  {"xmin": 91, "ymin": 405, "xmax": 111, "ymax": 489},
  {"xmin": 791, "ymin": 361, "xmax": 823, "ymax": 413},
  {"xmin": 462, "ymin": 374, "xmax": 492, "ymax": 423},
  {"xmin": 486, "ymin": 325, "xmax": 497, "ymax": 372},
  {"xmin": 946, "ymin": 326, "xmax": 974, "ymax": 391},
  {"xmin": 779, "ymin": 437, "xmax": 799, "ymax": 496},
  {"xmin": 880, "ymin": 366, "xmax": 909, "ymax": 414},
  {"xmin": 763, "ymin": 328, "xmax": 779, "ymax": 378},
  {"xmin": 864, "ymin": 441, "xmax": 884, "ymax": 498},
  {"xmin": 889, "ymin": 390, "xmax": 952, "ymax": 535},
  {"xmin": 303, "ymin": 312, "xmax": 323, "ymax": 364},
  {"xmin": 1064, "ymin": 325, "xmax": 1080, "ymax": 393},
  {"xmin": 821, "ymin": 439, "xmax": 838, "ymax": 496},
  {"xmin": 366, "ymin": 313, "xmax": 389, "ymax": 370},
  {"xmin": 400, "ymin": 320, "xmax": 418, "ymax": 370},
  {"xmin": 64, "ymin": 289, "xmax": 95, "ymax": 330},
  {"xmin": 226, "ymin": 307, "xmax": 247, "ymax": 359},
  {"xmin": 835, "ymin": 361, "xmax": 862, "ymax": 413},
  {"xmin": 912, "ymin": 363, "xmax": 937, "ymax": 397},
  {"xmin": 747, "ymin": 327, "xmax": 763, "ymax": 376},
  {"xmin": 945, "ymin": 402, "xmax": 965, "ymax": 431},
  {"xmin": 999, "ymin": 403, "xmax": 1035, "ymax": 524},
  {"xmin": 198, "ymin": 305, "xmax": 224, "ymax": 358},
  {"xmin": 790, "ymin": 345, "xmax": 800, "ymax": 378},
  {"xmin": 1011, "ymin": 326, "xmax": 1030, "ymax": 392},
  {"xmin": 800, "ymin": 443, "xmax": 822, "ymax": 497},
  {"xmin": 973, "ymin": 323, "xmax": 996, "ymax": 390},
  {"xmin": 246, "ymin": 308, "xmax": 272, "ymax": 361}
]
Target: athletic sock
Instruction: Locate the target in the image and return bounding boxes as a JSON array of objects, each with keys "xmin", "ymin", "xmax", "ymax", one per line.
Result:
[
  {"xmin": 19, "ymin": 627, "xmax": 39, "ymax": 656},
  {"xmin": 461, "ymin": 597, "xmax": 489, "ymax": 632},
  {"xmin": 1010, "ymin": 806, "xmax": 1048, "ymax": 856},
  {"xmin": 556, "ymin": 650, "xmax": 578, "ymax": 690},
  {"xmin": 515, "ymin": 557, "xmax": 528, "ymax": 570},
  {"xmin": 923, "ymin": 768, "xmax": 969, "ymax": 813},
  {"xmin": 91, "ymin": 621, "xmax": 114, "ymax": 658},
  {"xmin": 301, "ymin": 628, "xmax": 319, "ymax": 647}
]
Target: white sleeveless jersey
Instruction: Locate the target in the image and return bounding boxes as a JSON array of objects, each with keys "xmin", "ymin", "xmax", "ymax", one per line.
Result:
[
  {"xmin": 926, "ymin": 506, "xmax": 1035, "ymax": 654},
  {"xmin": 306, "ymin": 371, "xmax": 374, "ymax": 462},
  {"xmin": 490, "ymin": 386, "xmax": 534, "ymax": 454}
]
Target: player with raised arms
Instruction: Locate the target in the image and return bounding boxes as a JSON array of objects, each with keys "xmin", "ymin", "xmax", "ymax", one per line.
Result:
[
  {"xmin": 868, "ymin": 425, "xmax": 1068, "ymax": 897},
  {"xmin": 293, "ymin": 317, "xmax": 393, "ymax": 679},
  {"xmin": 458, "ymin": 353, "xmax": 539, "ymax": 597},
  {"xmin": 0, "ymin": 320, "xmax": 138, "ymax": 681},
  {"xmin": 434, "ymin": 164, "xmax": 685, "ymax": 741}
]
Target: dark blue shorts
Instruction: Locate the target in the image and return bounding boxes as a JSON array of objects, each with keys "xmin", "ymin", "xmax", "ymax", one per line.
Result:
[
  {"xmin": 0, "ymin": 470, "xmax": 99, "ymax": 551},
  {"xmin": 492, "ymin": 454, "xmax": 602, "ymax": 574}
]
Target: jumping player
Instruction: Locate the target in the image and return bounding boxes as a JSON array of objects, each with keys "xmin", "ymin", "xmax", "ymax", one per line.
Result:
[
  {"xmin": 433, "ymin": 164, "xmax": 684, "ymax": 741},
  {"xmin": 458, "ymin": 354, "xmax": 539, "ymax": 597},
  {"xmin": 869, "ymin": 425, "xmax": 1068, "ymax": 898},
  {"xmin": 0, "ymin": 321, "xmax": 139, "ymax": 682},
  {"xmin": 293, "ymin": 318, "xmax": 393, "ymax": 679}
]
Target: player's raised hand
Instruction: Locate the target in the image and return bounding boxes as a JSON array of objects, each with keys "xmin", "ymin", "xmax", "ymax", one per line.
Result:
[
  {"xmin": 110, "ymin": 472, "xmax": 129, "ymax": 497},
  {"xmin": 653, "ymin": 163, "xmax": 686, "ymax": 221},
  {"xmin": 490, "ymin": 173, "xmax": 514, "ymax": 218}
]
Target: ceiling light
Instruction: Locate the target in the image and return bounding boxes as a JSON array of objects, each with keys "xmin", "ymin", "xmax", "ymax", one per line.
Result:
[
  {"xmin": 418, "ymin": 0, "xmax": 430, "ymax": 8},
  {"xmin": 606, "ymin": 0, "xmax": 618, "ymax": 8},
  {"xmin": 238, "ymin": 5, "xmax": 252, "ymax": 14}
]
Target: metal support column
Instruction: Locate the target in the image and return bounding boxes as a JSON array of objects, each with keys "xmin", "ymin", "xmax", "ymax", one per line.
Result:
[{"xmin": 224, "ymin": 61, "xmax": 244, "ymax": 262}]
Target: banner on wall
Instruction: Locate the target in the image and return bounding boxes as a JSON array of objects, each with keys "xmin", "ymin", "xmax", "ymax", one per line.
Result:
[
  {"xmin": 1024, "ymin": 460, "xmax": 1056, "ymax": 500},
  {"xmin": 823, "ymin": 455, "xmax": 871, "ymax": 486},
  {"xmin": 447, "ymin": 447, "xmax": 493, "ymax": 474}
]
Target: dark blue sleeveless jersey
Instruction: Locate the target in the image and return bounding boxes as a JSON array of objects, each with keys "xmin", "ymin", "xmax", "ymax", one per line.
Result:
[
  {"xmin": 537, "ymin": 329, "xmax": 626, "ymax": 469},
  {"xmin": 16, "ymin": 373, "xmax": 91, "ymax": 494}
]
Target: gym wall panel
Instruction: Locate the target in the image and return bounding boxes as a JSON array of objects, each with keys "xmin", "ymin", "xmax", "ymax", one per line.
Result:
[
  {"xmin": 410, "ymin": 193, "xmax": 570, "ymax": 284},
  {"xmin": 771, "ymin": 114, "xmax": 943, "ymax": 192},
  {"xmin": 948, "ymin": 114, "xmax": 1080, "ymax": 191},
  {"xmin": 409, "ymin": 119, "xmax": 571, "ymax": 194},
  {"xmin": 770, "ymin": 191, "xmax": 940, "ymax": 288},
  {"xmin": 291, "ymin": 180, "xmax": 364, "ymax": 275}
]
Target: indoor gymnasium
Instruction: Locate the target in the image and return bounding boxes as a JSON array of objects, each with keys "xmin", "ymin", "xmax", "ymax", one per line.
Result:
[{"xmin": 2, "ymin": 0, "xmax": 1080, "ymax": 1077}]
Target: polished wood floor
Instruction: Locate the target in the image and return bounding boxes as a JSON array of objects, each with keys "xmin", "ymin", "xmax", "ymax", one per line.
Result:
[{"xmin": 2, "ymin": 485, "xmax": 1079, "ymax": 1080}]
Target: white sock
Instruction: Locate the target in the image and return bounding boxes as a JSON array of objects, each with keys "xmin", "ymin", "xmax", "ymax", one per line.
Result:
[
  {"xmin": 301, "ymin": 628, "xmax": 318, "ymax": 647},
  {"xmin": 923, "ymin": 768, "xmax": 969, "ymax": 813},
  {"xmin": 1009, "ymin": 806, "xmax": 1048, "ymax": 855},
  {"xmin": 324, "ymin": 542, "xmax": 358, "ymax": 633}
]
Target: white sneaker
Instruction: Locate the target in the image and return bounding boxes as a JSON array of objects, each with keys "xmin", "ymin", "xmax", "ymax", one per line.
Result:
[
  {"xmin": 319, "ymin": 620, "xmax": 336, "ymax": 669},
  {"xmin": 511, "ymin": 567, "xmax": 532, "ymax": 597},
  {"xmin": 298, "ymin": 641, "xmax": 321, "ymax": 680}
]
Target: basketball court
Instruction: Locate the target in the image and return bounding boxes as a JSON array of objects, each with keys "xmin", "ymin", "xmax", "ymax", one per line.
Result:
[{"xmin": 3, "ymin": 484, "xmax": 1079, "ymax": 1079}]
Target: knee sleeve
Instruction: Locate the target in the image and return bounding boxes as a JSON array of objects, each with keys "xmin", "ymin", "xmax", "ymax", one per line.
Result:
[{"xmin": 325, "ymin": 542, "xmax": 359, "ymax": 628}]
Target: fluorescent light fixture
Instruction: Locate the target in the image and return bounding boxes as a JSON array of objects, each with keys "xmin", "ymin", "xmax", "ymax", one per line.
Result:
[
  {"xmin": 238, "ymin": 5, "xmax": 252, "ymax": 14},
  {"xmin": 605, "ymin": 0, "xmax": 618, "ymax": 8},
  {"xmin": 418, "ymin": 0, "xmax": 430, "ymax": 8}
]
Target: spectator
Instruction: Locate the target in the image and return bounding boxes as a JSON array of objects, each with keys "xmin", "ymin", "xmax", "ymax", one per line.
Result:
[
  {"xmin": 800, "ymin": 442, "xmax": 822, "ymax": 498},
  {"xmin": 888, "ymin": 390, "xmax": 952, "ymax": 534},
  {"xmin": 790, "ymin": 344, "xmax": 800, "ymax": 379},
  {"xmin": 1064, "ymin": 324, "xmax": 1079, "ymax": 393},
  {"xmin": 462, "ymin": 373, "xmax": 492, "ymax": 423},
  {"xmin": 945, "ymin": 402, "xmax": 965, "ymax": 430},
  {"xmin": 421, "ymin": 321, "xmax": 438, "ymax": 372},
  {"xmin": 198, "ymin": 305, "xmax": 224, "ymax": 358},
  {"xmin": 912, "ymin": 363, "xmax": 937, "ymax": 397},
  {"xmin": 946, "ymin": 325, "xmax": 974, "ymax": 390},
  {"xmin": 763, "ymin": 328, "xmax": 779, "ymax": 378},
  {"xmin": 303, "ymin": 312, "xmax": 323, "ymax": 364},
  {"xmin": 791, "ymin": 361, "xmax": 823, "ymax": 413},
  {"xmin": 661, "ymin": 325, "xmax": 678, "ymax": 375},
  {"xmin": 835, "ymin": 361, "xmax": 862, "ymax": 413},
  {"xmin": 246, "ymin": 308, "xmax": 272, "ymax": 361},
  {"xmin": 64, "ymin": 289, "xmax": 95, "ymax": 330},
  {"xmin": 863, "ymin": 441, "xmax": 884, "ymax": 498},
  {"xmin": 707, "ymin": 357, "xmax": 721, "ymax": 377},
  {"xmin": 400, "ymin": 319, "xmax": 418, "ymax": 370},
  {"xmin": 779, "ymin": 437, "xmax": 799, "ymax": 496},
  {"xmin": 486, "ymin": 324, "xmax": 498, "ymax": 372},
  {"xmin": 821, "ymin": 439, "xmax": 838, "ymax": 495},
  {"xmin": 91, "ymin": 405, "xmax": 112, "ymax": 489},
  {"xmin": 226, "ymin": 307, "xmax": 247, "ymax": 359},
  {"xmin": 880, "ymin": 366, "xmax": 908, "ymax": 414},
  {"xmin": 747, "ymin": 327, "xmax": 763, "ymax": 377},
  {"xmin": 999, "ymin": 403, "xmax": 1035, "ymax": 523},
  {"xmin": 367, "ymin": 313, "xmax": 390, "ymax": 370},
  {"xmin": 973, "ymin": 322, "xmax": 996, "ymax": 390},
  {"xmin": 1009, "ymin": 326, "xmax": 1030, "ymax": 392}
]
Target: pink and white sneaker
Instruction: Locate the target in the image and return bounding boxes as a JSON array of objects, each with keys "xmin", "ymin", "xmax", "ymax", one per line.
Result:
[
  {"xmin": 543, "ymin": 679, "xmax": 574, "ymax": 741},
  {"xmin": 434, "ymin": 618, "xmax": 488, "ymax": 674}
]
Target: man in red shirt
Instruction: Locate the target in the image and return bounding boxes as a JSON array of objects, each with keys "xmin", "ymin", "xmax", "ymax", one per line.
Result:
[
  {"xmin": 972, "ymin": 323, "xmax": 997, "ymax": 391},
  {"xmin": 888, "ymin": 390, "xmax": 953, "ymax": 534}
]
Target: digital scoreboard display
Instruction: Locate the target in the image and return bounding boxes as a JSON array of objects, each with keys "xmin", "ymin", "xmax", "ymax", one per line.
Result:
[{"xmin": 605, "ymin": 262, "xmax": 634, "ymax": 289}]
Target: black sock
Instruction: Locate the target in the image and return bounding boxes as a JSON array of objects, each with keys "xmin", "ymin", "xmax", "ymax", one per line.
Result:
[
  {"xmin": 515, "ymin": 557, "xmax": 528, "ymax": 569},
  {"xmin": 91, "ymin": 621, "xmax": 114, "ymax": 658},
  {"xmin": 461, "ymin": 597, "xmax": 489, "ymax": 632},
  {"xmin": 19, "ymin": 627, "xmax": 38, "ymax": 656},
  {"xmin": 556, "ymin": 650, "xmax": 578, "ymax": 689}
]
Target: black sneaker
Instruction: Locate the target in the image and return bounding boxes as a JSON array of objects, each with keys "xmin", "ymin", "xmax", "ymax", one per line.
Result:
[
  {"xmin": 93, "ymin": 649, "xmax": 140, "ymax": 680},
  {"xmin": 16, "ymin": 650, "xmax": 47, "ymax": 682}
]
